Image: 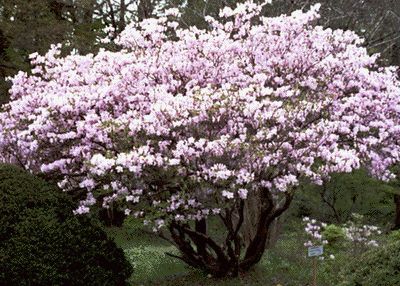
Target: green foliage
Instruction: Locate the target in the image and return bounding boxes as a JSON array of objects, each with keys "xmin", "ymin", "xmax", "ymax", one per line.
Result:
[
  {"xmin": 388, "ymin": 229, "xmax": 400, "ymax": 242},
  {"xmin": 322, "ymin": 224, "xmax": 346, "ymax": 244},
  {"xmin": 0, "ymin": 164, "xmax": 133, "ymax": 286},
  {"xmin": 339, "ymin": 241, "xmax": 400, "ymax": 286},
  {"xmin": 291, "ymin": 169, "xmax": 395, "ymax": 224}
]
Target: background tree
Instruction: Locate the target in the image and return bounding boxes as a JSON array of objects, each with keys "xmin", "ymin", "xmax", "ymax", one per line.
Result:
[
  {"xmin": 268, "ymin": 0, "xmax": 400, "ymax": 65},
  {"xmin": 0, "ymin": 0, "xmax": 103, "ymax": 104}
]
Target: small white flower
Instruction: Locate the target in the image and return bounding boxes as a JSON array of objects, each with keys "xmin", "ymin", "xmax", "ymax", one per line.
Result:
[
  {"xmin": 168, "ymin": 158, "xmax": 180, "ymax": 166},
  {"xmin": 238, "ymin": 188, "xmax": 248, "ymax": 199},
  {"xmin": 222, "ymin": 190, "xmax": 234, "ymax": 199},
  {"xmin": 165, "ymin": 8, "xmax": 181, "ymax": 17},
  {"xmin": 73, "ymin": 205, "xmax": 90, "ymax": 215}
]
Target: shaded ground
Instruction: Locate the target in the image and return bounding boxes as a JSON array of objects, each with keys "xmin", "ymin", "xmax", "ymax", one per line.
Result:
[{"xmin": 106, "ymin": 217, "xmax": 355, "ymax": 286}]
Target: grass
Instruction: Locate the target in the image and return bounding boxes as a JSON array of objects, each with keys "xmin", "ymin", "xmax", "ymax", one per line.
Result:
[{"xmin": 106, "ymin": 217, "xmax": 376, "ymax": 286}]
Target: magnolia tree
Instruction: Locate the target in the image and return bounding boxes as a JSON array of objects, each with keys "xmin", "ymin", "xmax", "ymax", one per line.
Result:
[{"xmin": 1, "ymin": 1, "xmax": 400, "ymax": 277}]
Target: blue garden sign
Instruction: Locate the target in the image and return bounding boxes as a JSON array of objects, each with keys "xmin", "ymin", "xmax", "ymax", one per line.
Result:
[{"xmin": 308, "ymin": 246, "xmax": 324, "ymax": 257}]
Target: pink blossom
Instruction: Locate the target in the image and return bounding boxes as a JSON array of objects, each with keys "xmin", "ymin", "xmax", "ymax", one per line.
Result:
[{"xmin": 0, "ymin": 1, "xmax": 399, "ymax": 228}]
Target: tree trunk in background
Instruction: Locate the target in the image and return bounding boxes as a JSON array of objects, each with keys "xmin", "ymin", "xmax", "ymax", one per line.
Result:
[
  {"xmin": 119, "ymin": 0, "xmax": 126, "ymax": 32},
  {"xmin": 138, "ymin": 0, "xmax": 154, "ymax": 22},
  {"xmin": 0, "ymin": 28, "xmax": 10, "ymax": 104},
  {"xmin": 394, "ymin": 194, "xmax": 400, "ymax": 229}
]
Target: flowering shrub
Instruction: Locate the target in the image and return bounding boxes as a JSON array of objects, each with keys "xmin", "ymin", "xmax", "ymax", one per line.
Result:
[
  {"xmin": 303, "ymin": 217, "xmax": 328, "ymax": 247},
  {"xmin": 343, "ymin": 213, "xmax": 381, "ymax": 253},
  {"xmin": 302, "ymin": 217, "xmax": 334, "ymax": 260},
  {"xmin": 303, "ymin": 215, "xmax": 382, "ymax": 262},
  {"xmin": 1, "ymin": 0, "xmax": 399, "ymax": 277}
]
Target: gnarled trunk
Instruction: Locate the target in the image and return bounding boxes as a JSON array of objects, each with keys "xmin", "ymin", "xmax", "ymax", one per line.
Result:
[
  {"xmin": 164, "ymin": 189, "xmax": 294, "ymax": 277},
  {"xmin": 241, "ymin": 188, "xmax": 282, "ymax": 250}
]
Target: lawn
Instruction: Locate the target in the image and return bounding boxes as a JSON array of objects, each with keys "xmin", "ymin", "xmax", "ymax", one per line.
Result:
[{"xmin": 107, "ymin": 217, "xmax": 354, "ymax": 286}]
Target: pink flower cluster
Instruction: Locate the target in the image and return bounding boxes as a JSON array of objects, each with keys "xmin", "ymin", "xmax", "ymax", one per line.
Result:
[
  {"xmin": 1, "ymin": 1, "xmax": 400, "ymax": 226},
  {"xmin": 303, "ymin": 217, "xmax": 328, "ymax": 247}
]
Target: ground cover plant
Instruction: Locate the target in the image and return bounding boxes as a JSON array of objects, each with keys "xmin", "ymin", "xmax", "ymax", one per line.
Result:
[{"xmin": 1, "ymin": 0, "xmax": 400, "ymax": 280}]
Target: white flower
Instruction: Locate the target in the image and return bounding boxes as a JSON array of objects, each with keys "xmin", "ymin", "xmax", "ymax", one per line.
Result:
[
  {"xmin": 219, "ymin": 7, "xmax": 234, "ymax": 17},
  {"xmin": 165, "ymin": 8, "xmax": 181, "ymax": 17},
  {"xmin": 90, "ymin": 153, "xmax": 115, "ymax": 175},
  {"xmin": 168, "ymin": 158, "xmax": 180, "ymax": 165},
  {"xmin": 367, "ymin": 240, "xmax": 379, "ymax": 247},
  {"xmin": 222, "ymin": 190, "xmax": 234, "ymax": 199},
  {"xmin": 79, "ymin": 178, "xmax": 95, "ymax": 190},
  {"xmin": 73, "ymin": 205, "xmax": 90, "ymax": 215},
  {"xmin": 156, "ymin": 219, "xmax": 165, "ymax": 228},
  {"xmin": 238, "ymin": 188, "xmax": 248, "ymax": 199},
  {"xmin": 175, "ymin": 214, "xmax": 184, "ymax": 221}
]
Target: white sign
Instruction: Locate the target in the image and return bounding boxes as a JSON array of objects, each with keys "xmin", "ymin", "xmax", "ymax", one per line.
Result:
[{"xmin": 308, "ymin": 246, "xmax": 323, "ymax": 257}]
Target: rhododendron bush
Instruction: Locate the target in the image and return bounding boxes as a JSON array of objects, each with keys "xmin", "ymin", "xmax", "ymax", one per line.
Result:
[{"xmin": 1, "ymin": 1, "xmax": 400, "ymax": 277}]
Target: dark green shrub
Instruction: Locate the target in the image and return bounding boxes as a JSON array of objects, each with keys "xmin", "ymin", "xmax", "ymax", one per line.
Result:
[
  {"xmin": 0, "ymin": 164, "xmax": 133, "ymax": 286},
  {"xmin": 339, "ymin": 241, "xmax": 400, "ymax": 286}
]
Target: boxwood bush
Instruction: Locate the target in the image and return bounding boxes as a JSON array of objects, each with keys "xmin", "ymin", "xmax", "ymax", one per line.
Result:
[{"xmin": 0, "ymin": 164, "xmax": 133, "ymax": 286}]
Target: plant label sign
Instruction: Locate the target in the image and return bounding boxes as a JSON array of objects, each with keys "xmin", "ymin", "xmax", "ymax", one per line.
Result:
[{"xmin": 308, "ymin": 246, "xmax": 323, "ymax": 257}]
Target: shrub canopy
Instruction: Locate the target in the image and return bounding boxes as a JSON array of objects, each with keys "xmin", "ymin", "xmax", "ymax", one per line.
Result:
[
  {"xmin": 340, "ymin": 240, "xmax": 400, "ymax": 286},
  {"xmin": 0, "ymin": 164, "xmax": 133, "ymax": 285}
]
